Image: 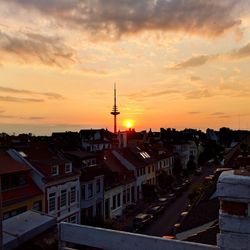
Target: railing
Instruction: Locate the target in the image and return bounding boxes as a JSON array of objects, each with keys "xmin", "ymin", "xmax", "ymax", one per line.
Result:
[{"xmin": 59, "ymin": 222, "xmax": 219, "ymax": 250}]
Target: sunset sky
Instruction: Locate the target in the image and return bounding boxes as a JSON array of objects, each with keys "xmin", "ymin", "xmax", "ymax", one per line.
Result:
[{"xmin": 0, "ymin": 0, "xmax": 250, "ymax": 135}]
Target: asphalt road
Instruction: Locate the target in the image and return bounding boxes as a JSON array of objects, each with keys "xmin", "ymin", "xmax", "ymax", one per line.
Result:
[{"xmin": 141, "ymin": 164, "xmax": 215, "ymax": 237}]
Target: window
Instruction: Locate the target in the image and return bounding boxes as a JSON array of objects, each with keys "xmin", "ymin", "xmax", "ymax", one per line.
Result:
[
  {"xmin": 61, "ymin": 190, "xmax": 67, "ymax": 207},
  {"xmin": 88, "ymin": 183, "xmax": 93, "ymax": 198},
  {"xmin": 65, "ymin": 163, "xmax": 72, "ymax": 173},
  {"xmin": 82, "ymin": 185, "xmax": 86, "ymax": 200},
  {"xmin": 51, "ymin": 165, "xmax": 59, "ymax": 176},
  {"xmin": 49, "ymin": 192, "xmax": 56, "ymax": 212},
  {"xmin": 131, "ymin": 186, "xmax": 135, "ymax": 202},
  {"xmin": 96, "ymin": 179, "xmax": 101, "ymax": 193},
  {"xmin": 117, "ymin": 193, "xmax": 121, "ymax": 207},
  {"xmin": 70, "ymin": 187, "xmax": 76, "ymax": 203},
  {"xmin": 96, "ymin": 202, "xmax": 102, "ymax": 217},
  {"xmin": 3, "ymin": 206, "xmax": 27, "ymax": 220},
  {"xmin": 70, "ymin": 215, "xmax": 77, "ymax": 224},
  {"xmin": 127, "ymin": 188, "xmax": 130, "ymax": 202},
  {"xmin": 112, "ymin": 195, "xmax": 116, "ymax": 210},
  {"xmin": 123, "ymin": 190, "xmax": 126, "ymax": 204},
  {"xmin": 2, "ymin": 173, "xmax": 27, "ymax": 190}
]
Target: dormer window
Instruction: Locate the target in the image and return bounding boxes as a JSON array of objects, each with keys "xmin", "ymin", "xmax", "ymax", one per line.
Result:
[
  {"xmin": 51, "ymin": 165, "xmax": 59, "ymax": 176},
  {"xmin": 65, "ymin": 163, "xmax": 72, "ymax": 173}
]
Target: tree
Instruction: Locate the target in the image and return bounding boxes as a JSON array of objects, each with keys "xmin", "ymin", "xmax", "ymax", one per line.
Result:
[
  {"xmin": 173, "ymin": 156, "xmax": 183, "ymax": 177},
  {"xmin": 158, "ymin": 171, "xmax": 174, "ymax": 191},
  {"xmin": 187, "ymin": 155, "xmax": 196, "ymax": 174}
]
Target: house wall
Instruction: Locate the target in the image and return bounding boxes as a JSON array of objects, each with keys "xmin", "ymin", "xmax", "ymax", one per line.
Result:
[
  {"xmin": 46, "ymin": 178, "xmax": 80, "ymax": 224},
  {"xmin": 81, "ymin": 175, "xmax": 104, "ymax": 222},
  {"xmin": 104, "ymin": 185, "xmax": 123, "ymax": 220},
  {"xmin": 2, "ymin": 194, "xmax": 43, "ymax": 220}
]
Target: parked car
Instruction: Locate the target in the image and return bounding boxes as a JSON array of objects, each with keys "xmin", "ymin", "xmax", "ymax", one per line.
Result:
[
  {"xmin": 157, "ymin": 197, "xmax": 171, "ymax": 208},
  {"xmin": 181, "ymin": 179, "xmax": 191, "ymax": 189},
  {"xmin": 167, "ymin": 193, "xmax": 176, "ymax": 201},
  {"xmin": 147, "ymin": 205, "xmax": 165, "ymax": 217},
  {"xmin": 172, "ymin": 223, "xmax": 181, "ymax": 235},
  {"xmin": 172, "ymin": 186, "xmax": 182, "ymax": 196},
  {"xmin": 195, "ymin": 167, "xmax": 202, "ymax": 176},
  {"xmin": 133, "ymin": 213, "xmax": 153, "ymax": 229},
  {"xmin": 162, "ymin": 235, "xmax": 176, "ymax": 240}
]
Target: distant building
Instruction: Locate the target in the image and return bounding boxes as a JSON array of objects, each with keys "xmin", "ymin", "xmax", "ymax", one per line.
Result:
[{"xmin": 79, "ymin": 129, "xmax": 115, "ymax": 152}]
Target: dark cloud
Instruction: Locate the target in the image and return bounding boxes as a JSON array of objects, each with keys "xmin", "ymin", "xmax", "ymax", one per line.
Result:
[
  {"xmin": 8, "ymin": 0, "xmax": 242, "ymax": 39},
  {"xmin": 0, "ymin": 96, "xmax": 44, "ymax": 103},
  {"xmin": 0, "ymin": 30, "xmax": 75, "ymax": 67},
  {"xmin": 0, "ymin": 86, "xmax": 64, "ymax": 99},
  {"xmin": 188, "ymin": 111, "xmax": 201, "ymax": 114}
]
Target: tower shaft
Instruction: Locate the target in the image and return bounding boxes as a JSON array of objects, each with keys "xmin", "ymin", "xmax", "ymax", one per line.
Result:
[{"xmin": 110, "ymin": 84, "xmax": 120, "ymax": 134}]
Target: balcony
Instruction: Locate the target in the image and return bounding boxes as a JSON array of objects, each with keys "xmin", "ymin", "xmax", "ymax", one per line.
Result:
[{"xmin": 59, "ymin": 222, "xmax": 218, "ymax": 250}]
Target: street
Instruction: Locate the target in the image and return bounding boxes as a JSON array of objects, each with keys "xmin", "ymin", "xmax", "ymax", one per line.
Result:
[{"xmin": 141, "ymin": 164, "xmax": 215, "ymax": 237}]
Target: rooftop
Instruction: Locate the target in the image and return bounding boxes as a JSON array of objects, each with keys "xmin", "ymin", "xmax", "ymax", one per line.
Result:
[
  {"xmin": 3, "ymin": 210, "xmax": 56, "ymax": 250},
  {"xmin": 0, "ymin": 150, "xmax": 29, "ymax": 175}
]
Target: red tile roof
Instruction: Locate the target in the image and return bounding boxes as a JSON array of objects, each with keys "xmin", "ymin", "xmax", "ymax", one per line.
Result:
[{"xmin": 0, "ymin": 151, "xmax": 29, "ymax": 175}]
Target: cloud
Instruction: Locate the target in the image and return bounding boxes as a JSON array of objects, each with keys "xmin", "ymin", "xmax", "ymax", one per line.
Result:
[
  {"xmin": 0, "ymin": 96, "xmax": 44, "ymax": 103},
  {"xmin": 190, "ymin": 76, "xmax": 202, "ymax": 81},
  {"xmin": 0, "ymin": 86, "xmax": 64, "ymax": 100},
  {"xmin": 188, "ymin": 111, "xmax": 201, "ymax": 115},
  {"xmin": 168, "ymin": 55, "xmax": 216, "ymax": 69},
  {"xmin": 0, "ymin": 30, "xmax": 75, "ymax": 67},
  {"xmin": 185, "ymin": 88, "xmax": 212, "ymax": 99},
  {"xmin": 7, "ymin": 0, "xmax": 242, "ymax": 39},
  {"xmin": 228, "ymin": 42, "xmax": 250, "ymax": 59},
  {"xmin": 0, "ymin": 110, "xmax": 45, "ymax": 120},
  {"xmin": 211, "ymin": 112, "xmax": 226, "ymax": 116},
  {"xmin": 126, "ymin": 88, "xmax": 180, "ymax": 100},
  {"xmin": 168, "ymin": 41, "xmax": 250, "ymax": 69},
  {"xmin": 26, "ymin": 116, "xmax": 45, "ymax": 120}
]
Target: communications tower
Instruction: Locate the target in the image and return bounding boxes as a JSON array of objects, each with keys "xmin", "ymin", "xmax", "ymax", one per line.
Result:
[{"xmin": 110, "ymin": 84, "xmax": 120, "ymax": 134}]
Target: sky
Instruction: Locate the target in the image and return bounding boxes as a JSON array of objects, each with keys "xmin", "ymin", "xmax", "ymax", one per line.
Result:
[{"xmin": 0, "ymin": 0, "xmax": 250, "ymax": 135}]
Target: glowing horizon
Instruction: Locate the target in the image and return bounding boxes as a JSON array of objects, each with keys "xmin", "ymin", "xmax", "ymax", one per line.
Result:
[{"xmin": 0, "ymin": 1, "xmax": 250, "ymax": 135}]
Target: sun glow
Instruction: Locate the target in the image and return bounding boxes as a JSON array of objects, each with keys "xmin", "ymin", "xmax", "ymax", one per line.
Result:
[{"xmin": 123, "ymin": 119, "xmax": 135, "ymax": 129}]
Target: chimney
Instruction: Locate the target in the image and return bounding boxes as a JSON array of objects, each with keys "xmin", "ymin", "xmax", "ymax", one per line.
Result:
[{"xmin": 217, "ymin": 169, "xmax": 250, "ymax": 250}]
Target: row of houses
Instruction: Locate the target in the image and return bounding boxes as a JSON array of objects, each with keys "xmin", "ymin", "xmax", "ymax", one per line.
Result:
[{"xmin": 0, "ymin": 129, "xmax": 200, "ymax": 226}]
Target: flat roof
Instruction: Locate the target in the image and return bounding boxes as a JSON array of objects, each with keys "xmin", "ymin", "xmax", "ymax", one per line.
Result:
[{"xmin": 3, "ymin": 210, "xmax": 56, "ymax": 250}]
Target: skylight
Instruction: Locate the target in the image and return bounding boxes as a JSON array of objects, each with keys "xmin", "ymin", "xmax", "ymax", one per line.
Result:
[
  {"xmin": 19, "ymin": 151, "xmax": 27, "ymax": 157},
  {"xmin": 140, "ymin": 152, "xmax": 150, "ymax": 159}
]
